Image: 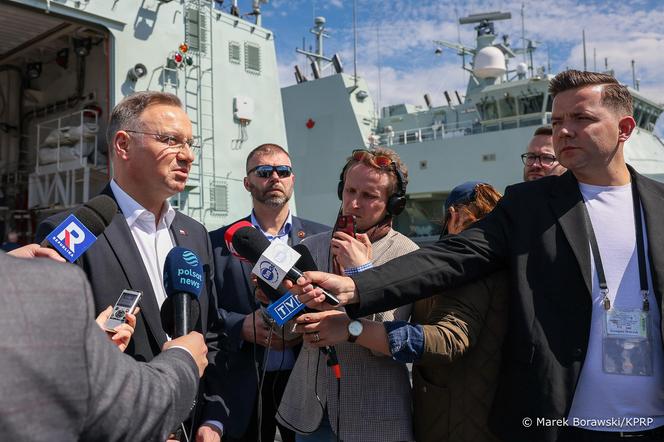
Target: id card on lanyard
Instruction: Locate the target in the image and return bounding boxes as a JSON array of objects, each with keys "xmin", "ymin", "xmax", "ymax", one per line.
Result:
[{"xmin": 582, "ymin": 178, "xmax": 654, "ymax": 376}]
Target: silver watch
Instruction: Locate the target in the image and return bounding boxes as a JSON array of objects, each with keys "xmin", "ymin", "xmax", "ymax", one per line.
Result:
[{"xmin": 347, "ymin": 320, "xmax": 363, "ymax": 343}]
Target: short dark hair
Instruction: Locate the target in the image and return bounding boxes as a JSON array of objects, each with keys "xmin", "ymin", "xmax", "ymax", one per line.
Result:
[
  {"xmin": 549, "ymin": 69, "xmax": 633, "ymax": 116},
  {"xmin": 107, "ymin": 91, "xmax": 183, "ymax": 144},
  {"xmin": 533, "ymin": 126, "xmax": 552, "ymax": 137},
  {"xmin": 245, "ymin": 143, "xmax": 290, "ymax": 173}
]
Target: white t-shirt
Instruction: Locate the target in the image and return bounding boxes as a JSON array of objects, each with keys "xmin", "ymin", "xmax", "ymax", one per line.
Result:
[{"xmin": 568, "ymin": 182, "xmax": 664, "ymax": 431}]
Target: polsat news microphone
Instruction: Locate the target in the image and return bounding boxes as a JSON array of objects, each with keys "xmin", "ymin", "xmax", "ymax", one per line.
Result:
[
  {"xmin": 161, "ymin": 247, "xmax": 203, "ymax": 337},
  {"xmin": 40, "ymin": 195, "xmax": 117, "ymax": 262}
]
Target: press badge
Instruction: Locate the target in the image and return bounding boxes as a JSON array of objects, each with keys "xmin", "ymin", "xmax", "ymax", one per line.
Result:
[{"xmin": 602, "ymin": 308, "xmax": 653, "ymax": 376}]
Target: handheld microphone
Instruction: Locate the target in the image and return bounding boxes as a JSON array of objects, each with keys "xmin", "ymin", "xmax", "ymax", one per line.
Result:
[
  {"xmin": 227, "ymin": 222, "xmax": 340, "ymax": 306},
  {"xmin": 258, "ymin": 243, "xmax": 341, "ymax": 379},
  {"xmin": 40, "ymin": 194, "xmax": 118, "ymax": 262},
  {"xmin": 161, "ymin": 247, "xmax": 203, "ymax": 337}
]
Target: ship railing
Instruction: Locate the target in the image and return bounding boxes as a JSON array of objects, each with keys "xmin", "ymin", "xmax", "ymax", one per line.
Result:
[
  {"xmin": 378, "ymin": 120, "xmax": 477, "ymax": 146},
  {"xmin": 34, "ymin": 109, "xmax": 103, "ymax": 174},
  {"xmin": 379, "ymin": 113, "xmax": 551, "ymax": 147}
]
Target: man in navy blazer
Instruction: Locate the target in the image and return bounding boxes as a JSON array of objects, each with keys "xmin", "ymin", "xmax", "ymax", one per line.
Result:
[
  {"xmin": 206, "ymin": 144, "xmax": 328, "ymax": 442},
  {"xmin": 36, "ymin": 91, "xmax": 222, "ymax": 440}
]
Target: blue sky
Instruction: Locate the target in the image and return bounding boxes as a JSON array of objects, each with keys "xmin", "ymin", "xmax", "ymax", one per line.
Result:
[{"xmin": 244, "ymin": 0, "xmax": 663, "ymax": 137}]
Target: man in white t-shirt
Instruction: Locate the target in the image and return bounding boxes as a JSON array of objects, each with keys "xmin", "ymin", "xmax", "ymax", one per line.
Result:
[{"xmin": 295, "ymin": 71, "xmax": 664, "ymax": 442}]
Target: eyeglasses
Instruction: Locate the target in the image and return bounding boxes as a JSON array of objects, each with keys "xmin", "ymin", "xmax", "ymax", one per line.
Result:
[
  {"xmin": 521, "ymin": 153, "xmax": 557, "ymax": 167},
  {"xmin": 248, "ymin": 165, "xmax": 293, "ymax": 178},
  {"xmin": 125, "ymin": 130, "xmax": 200, "ymax": 152},
  {"xmin": 351, "ymin": 149, "xmax": 394, "ymax": 169}
]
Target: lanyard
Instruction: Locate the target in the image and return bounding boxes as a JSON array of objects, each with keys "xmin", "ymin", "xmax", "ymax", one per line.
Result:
[{"xmin": 581, "ymin": 179, "xmax": 649, "ymax": 311}]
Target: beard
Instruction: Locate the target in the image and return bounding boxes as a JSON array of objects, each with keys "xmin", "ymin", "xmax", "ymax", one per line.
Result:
[{"xmin": 249, "ymin": 183, "xmax": 292, "ymax": 208}]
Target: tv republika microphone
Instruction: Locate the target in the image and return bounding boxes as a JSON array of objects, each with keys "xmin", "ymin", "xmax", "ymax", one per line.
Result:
[
  {"xmin": 227, "ymin": 222, "xmax": 340, "ymax": 306},
  {"xmin": 40, "ymin": 194, "xmax": 117, "ymax": 262},
  {"xmin": 161, "ymin": 247, "xmax": 203, "ymax": 337}
]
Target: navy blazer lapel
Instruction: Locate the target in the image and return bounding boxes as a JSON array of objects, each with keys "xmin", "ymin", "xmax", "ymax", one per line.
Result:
[
  {"xmin": 290, "ymin": 216, "xmax": 307, "ymax": 245},
  {"xmin": 102, "ymin": 184, "xmax": 167, "ymax": 346},
  {"xmin": 548, "ymin": 172, "xmax": 592, "ymax": 294},
  {"xmin": 633, "ymin": 170, "xmax": 664, "ymax": 305}
]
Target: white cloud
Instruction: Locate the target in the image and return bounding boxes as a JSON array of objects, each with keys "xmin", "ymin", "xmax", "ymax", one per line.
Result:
[{"xmin": 275, "ymin": 0, "xmax": 664, "ymax": 133}]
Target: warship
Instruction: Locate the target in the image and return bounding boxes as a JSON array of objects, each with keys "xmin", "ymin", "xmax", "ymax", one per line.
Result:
[
  {"xmin": 283, "ymin": 11, "xmax": 664, "ymax": 244},
  {"xmin": 0, "ymin": 0, "xmax": 288, "ymax": 241}
]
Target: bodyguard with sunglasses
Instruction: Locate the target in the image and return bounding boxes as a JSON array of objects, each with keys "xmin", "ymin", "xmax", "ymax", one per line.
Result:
[
  {"xmin": 207, "ymin": 144, "xmax": 327, "ymax": 442},
  {"xmin": 522, "ymin": 126, "xmax": 567, "ymax": 182}
]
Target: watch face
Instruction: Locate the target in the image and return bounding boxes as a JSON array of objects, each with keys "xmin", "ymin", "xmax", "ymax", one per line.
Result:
[{"xmin": 349, "ymin": 320, "xmax": 363, "ymax": 337}]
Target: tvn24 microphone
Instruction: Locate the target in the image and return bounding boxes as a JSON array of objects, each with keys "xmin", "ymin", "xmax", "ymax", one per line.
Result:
[
  {"xmin": 40, "ymin": 194, "xmax": 117, "ymax": 262},
  {"xmin": 225, "ymin": 221, "xmax": 340, "ymax": 306},
  {"xmin": 161, "ymin": 247, "xmax": 203, "ymax": 337}
]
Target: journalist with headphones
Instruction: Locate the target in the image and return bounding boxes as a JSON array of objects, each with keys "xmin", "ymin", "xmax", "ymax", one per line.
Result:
[{"xmin": 277, "ymin": 147, "xmax": 418, "ymax": 442}]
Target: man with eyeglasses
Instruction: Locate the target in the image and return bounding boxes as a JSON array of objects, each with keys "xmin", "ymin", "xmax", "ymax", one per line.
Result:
[
  {"xmin": 36, "ymin": 91, "xmax": 224, "ymax": 441},
  {"xmin": 522, "ymin": 126, "xmax": 567, "ymax": 181},
  {"xmin": 206, "ymin": 144, "xmax": 327, "ymax": 442}
]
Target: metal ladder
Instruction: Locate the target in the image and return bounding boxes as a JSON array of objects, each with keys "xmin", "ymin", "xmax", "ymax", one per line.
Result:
[{"xmin": 180, "ymin": 0, "xmax": 216, "ymax": 222}]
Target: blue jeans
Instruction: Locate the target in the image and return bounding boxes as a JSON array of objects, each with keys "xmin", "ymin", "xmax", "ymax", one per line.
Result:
[{"xmin": 296, "ymin": 413, "xmax": 335, "ymax": 442}]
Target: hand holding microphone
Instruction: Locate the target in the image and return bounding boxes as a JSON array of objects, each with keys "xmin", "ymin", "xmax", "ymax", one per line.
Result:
[{"xmin": 163, "ymin": 332, "xmax": 208, "ymax": 378}]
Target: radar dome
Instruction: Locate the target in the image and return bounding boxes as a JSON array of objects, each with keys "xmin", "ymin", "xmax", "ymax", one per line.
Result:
[
  {"xmin": 473, "ymin": 46, "xmax": 506, "ymax": 79},
  {"xmin": 516, "ymin": 62, "xmax": 528, "ymax": 75}
]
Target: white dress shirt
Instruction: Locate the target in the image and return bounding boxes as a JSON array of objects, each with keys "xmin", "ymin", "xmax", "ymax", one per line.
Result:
[{"xmin": 110, "ymin": 180, "xmax": 175, "ymax": 308}]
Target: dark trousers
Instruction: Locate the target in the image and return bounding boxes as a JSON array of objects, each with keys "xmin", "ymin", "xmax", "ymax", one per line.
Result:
[
  {"xmin": 228, "ymin": 370, "xmax": 296, "ymax": 442},
  {"xmin": 559, "ymin": 425, "xmax": 664, "ymax": 441}
]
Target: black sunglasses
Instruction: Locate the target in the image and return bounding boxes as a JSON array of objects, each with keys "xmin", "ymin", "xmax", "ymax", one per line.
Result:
[{"xmin": 248, "ymin": 165, "xmax": 293, "ymax": 178}]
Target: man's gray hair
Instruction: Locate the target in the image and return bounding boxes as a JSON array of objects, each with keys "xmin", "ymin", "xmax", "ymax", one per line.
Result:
[{"xmin": 106, "ymin": 91, "xmax": 182, "ymax": 145}]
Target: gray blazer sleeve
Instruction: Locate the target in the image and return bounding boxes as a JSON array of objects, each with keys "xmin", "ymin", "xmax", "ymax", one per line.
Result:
[{"xmin": 79, "ymin": 273, "xmax": 200, "ymax": 441}]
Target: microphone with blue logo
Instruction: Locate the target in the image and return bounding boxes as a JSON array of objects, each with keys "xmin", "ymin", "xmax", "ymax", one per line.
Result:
[
  {"xmin": 161, "ymin": 247, "xmax": 203, "ymax": 338},
  {"xmin": 40, "ymin": 195, "xmax": 117, "ymax": 262}
]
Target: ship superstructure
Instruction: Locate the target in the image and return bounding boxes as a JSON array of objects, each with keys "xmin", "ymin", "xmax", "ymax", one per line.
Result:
[
  {"xmin": 0, "ymin": 0, "xmax": 287, "ymax": 240},
  {"xmin": 284, "ymin": 11, "xmax": 664, "ymax": 243}
]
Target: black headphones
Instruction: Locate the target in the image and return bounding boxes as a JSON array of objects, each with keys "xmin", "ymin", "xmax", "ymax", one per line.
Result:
[{"xmin": 337, "ymin": 159, "xmax": 407, "ymax": 216}]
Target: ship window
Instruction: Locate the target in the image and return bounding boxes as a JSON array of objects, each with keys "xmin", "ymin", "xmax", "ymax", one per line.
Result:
[
  {"xmin": 477, "ymin": 99, "xmax": 498, "ymax": 120},
  {"xmin": 211, "ymin": 183, "xmax": 229, "ymax": 213},
  {"xmin": 393, "ymin": 196, "xmax": 445, "ymax": 242},
  {"xmin": 499, "ymin": 95, "xmax": 517, "ymax": 118},
  {"xmin": 633, "ymin": 106, "xmax": 644, "ymax": 128},
  {"xmin": 245, "ymin": 43, "xmax": 261, "ymax": 74},
  {"xmin": 545, "ymin": 95, "xmax": 553, "ymax": 112},
  {"xmin": 518, "ymin": 93, "xmax": 544, "ymax": 115},
  {"xmin": 229, "ymin": 42, "xmax": 241, "ymax": 64}
]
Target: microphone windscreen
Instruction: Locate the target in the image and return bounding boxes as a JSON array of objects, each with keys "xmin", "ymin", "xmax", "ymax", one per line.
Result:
[
  {"xmin": 70, "ymin": 194, "xmax": 118, "ymax": 236},
  {"xmin": 163, "ymin": 247, "xmax": 204, "ymax": 299},
  {"xmin": 230, "ymin": 225, "xmax": 271, "ymax": 263},
  {"xmin": 292, "ymin": 243, "xmax": 318, "ymax": 272},
  {"xmin": 160, "ymin": 297, "xmax": 201, "ymax": 336}
]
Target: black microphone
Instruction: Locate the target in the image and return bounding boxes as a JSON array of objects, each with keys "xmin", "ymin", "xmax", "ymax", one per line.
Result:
[
  {"xmin": 228, "ymin": 222, "xmax": 340, "ymax": 306},
  {"xmin": 161, "ymin": 247, "xmax": 203, "ymax": 337},
  {"xmin": 39, "ymin": 194, "xmax": 117, "ymax": 262}
]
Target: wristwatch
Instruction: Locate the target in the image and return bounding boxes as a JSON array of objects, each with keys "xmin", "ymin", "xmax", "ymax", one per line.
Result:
[{"xmin": 347, "ymin": 320, "xmax": 363, "ymax": 343}]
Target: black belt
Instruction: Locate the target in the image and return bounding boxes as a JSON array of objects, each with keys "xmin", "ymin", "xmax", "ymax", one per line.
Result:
[{"xmin": 563, "ymin": 425, "xmax": 664, "ymax": 441}]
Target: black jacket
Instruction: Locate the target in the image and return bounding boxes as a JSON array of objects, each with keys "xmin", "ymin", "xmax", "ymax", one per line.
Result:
[{"xmin": 349, "ymin": 167, "xmax": 664, "ymax": 442}]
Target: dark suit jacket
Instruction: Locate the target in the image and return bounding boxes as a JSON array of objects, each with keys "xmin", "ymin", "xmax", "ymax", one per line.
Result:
[
  {"xmin": 349, "ymin": 167, "xmax": 664, "ymax": 442},
  {"xmin": 205, "ymin": 215, "xmax": 328, "ymax": 437},
  {"xmin": 35, "ymin": 184, "xmax": 222, "ymax": 429},
  {"xmin": 0, "ymin": 252, "xmax": 199, "ymax": 442}
]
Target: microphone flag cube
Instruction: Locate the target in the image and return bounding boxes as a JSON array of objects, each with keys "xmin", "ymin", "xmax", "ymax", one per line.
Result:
[
  {"xmin": 251, "ymin": 241, "xmax": 301, "ymax": 289},
  {"xmin": 47, "ymin": 214, "xmax": 97, "ymax": 262},
  {"xmin": 266, "ymin": 291, "xmax": 306, "ymax": 326}
]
